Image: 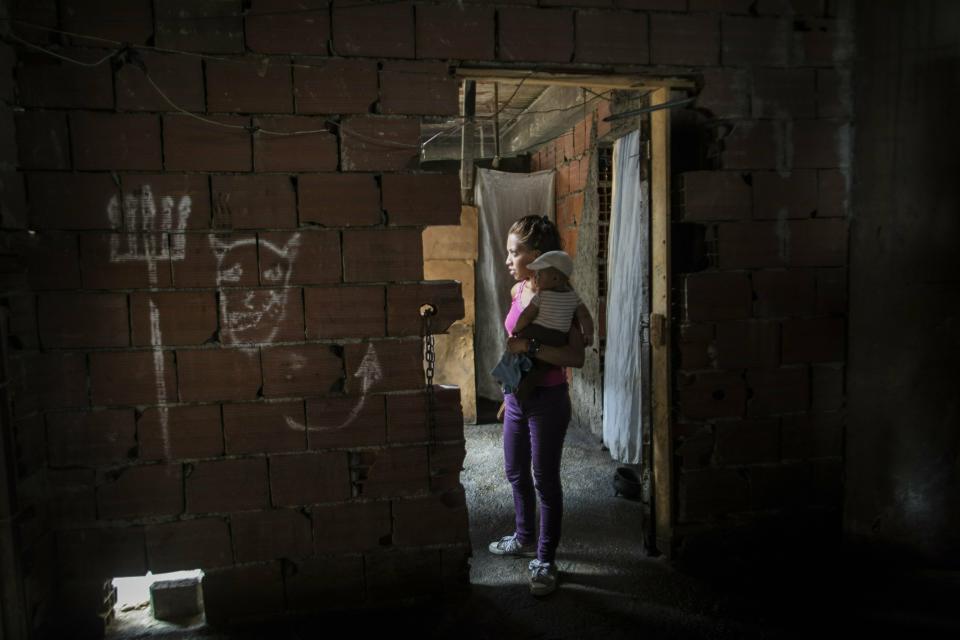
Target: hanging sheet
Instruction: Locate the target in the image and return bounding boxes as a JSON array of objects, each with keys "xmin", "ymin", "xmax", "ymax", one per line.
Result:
[
  {"xmin": 475, "ymin": 168, "xmax": 556, "ymax": 401},
  {"xmin": 602, "ymin": 131, "xmax": 649, "ymax": 464}
]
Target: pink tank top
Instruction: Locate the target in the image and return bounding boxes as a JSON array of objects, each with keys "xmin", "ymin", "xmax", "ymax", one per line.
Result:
[{"xmin": 504, "ymin": 280, "xmax": 567, "ymax": 387}]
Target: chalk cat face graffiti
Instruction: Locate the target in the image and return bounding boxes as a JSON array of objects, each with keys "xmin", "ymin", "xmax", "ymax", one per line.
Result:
[{"xmin": 210, "ymin": 233, "xmax": 301, "ymax": 345}]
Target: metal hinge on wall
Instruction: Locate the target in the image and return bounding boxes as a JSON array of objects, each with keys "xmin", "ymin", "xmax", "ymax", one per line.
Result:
[{"xmin": 639, "ymin": 314, "xmax": 651, "ymax": 345}]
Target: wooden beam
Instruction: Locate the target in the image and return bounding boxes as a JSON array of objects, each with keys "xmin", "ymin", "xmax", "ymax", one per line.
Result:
[
  {"xmin": 455, "ymin": 68, "xmax": 696, "ymax": 91},
  {"xmin": 649, "ymin": 87, "xmax": 673, "ymax": 558}
]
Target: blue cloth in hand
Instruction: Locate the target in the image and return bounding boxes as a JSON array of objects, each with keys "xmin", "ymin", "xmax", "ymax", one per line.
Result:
[{"xmin": 491, "ymin": 351, "xmax": 533, "ymax": 394}]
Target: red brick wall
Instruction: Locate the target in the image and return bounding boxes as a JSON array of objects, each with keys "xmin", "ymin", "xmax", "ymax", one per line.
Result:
[{"xmin": 0, "ymin": 0, "xmax": 851, "ymax": 631}]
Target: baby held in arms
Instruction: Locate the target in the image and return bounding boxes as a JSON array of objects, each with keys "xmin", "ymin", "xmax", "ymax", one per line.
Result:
[{"xmin": 493, "ymin": 250, "xmax": 594, "ymax": 404}]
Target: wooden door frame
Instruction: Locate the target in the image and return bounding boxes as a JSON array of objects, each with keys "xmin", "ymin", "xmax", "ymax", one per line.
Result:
[{"xmin": 454, "ymin": 69, "xmax": 684, "ymax": 558}]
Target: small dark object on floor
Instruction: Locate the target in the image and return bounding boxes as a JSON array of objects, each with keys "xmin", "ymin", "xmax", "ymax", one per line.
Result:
[
  {"xmin": 613, "ymin": 466, "xmax": 643, "ymax": 500},
  {"xmin": 150, "ymin": 578, "xmax": 203, "ymax": 622}
]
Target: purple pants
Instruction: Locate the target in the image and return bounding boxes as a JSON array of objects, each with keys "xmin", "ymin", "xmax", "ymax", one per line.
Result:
[{"xmin": 503, "ymin": 383, "xmax": 571, "ymax": 563}]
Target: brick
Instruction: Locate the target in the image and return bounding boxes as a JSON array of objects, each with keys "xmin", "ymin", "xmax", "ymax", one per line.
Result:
[
  {"xmin": 151, "ymin": 578, "xmax": 203, "ymax": 620},
  {"xmin": 790, "ymin": 219, "xmax": 847, "ymax": 266},
  {"xmin": 676, "ymin": 425, "xmax": 714, "ymax": 470},
  {"xmin": 186, "ymin": 457, "xmax": 269, "ymax": 513},
  {"xmin": 206, "ymin": 57, "xmax": 293, "ymax": 113},
  {"xmin": 344, "ymin": 340, "xmax": 423, "ymax": 394},
  {"xmin": 223, "ymin": 401, "xmax": 305, "ymax": 454},
  {"xmin": 715, "ymin": 320, "xmax": 779, "ymax": 369},
  {"xmin": 752, "ymin": 269, "xmax": 816, "ymax": 317},
  {"xmin": 285, "ymin": 556, "xmax": 363, "ymax": 610},
  {"xmin": 342, "ymin": 228, "xmax": 423, "ymax": 282},
  {"xmin": 558, "ymin": 190, "xmax": 585, "ymax": 227},
  {"xmin": 8, "ymin": 232, "xmax": 80, "ymax": 290},
  {"xmin": 782, "ymin": 317, "xmax": 844, "ymax": 363},
  {"xmin": 331, "ymin": 0, "xmax": 414, "ymax": 58},
  {"xmin": 47, "ymin": 409, "xmax": 136, "ymax": 467},
  {"xmin": 38, "ymin": 293, "xmax": 128, "ymax": 348},
  {"xmin": 340, "ymin": 116, "xmax": 420, "ymax": 171},
  {"xmin": 299, "ymin": 173, "xmax": 381, "ymax": 226},
  {"xmin": 155, "ymin": 0, "xmax": 244, "ymax": 54},
  {"xmin": 680, "ymin": 171, "xmax": 751, "ymax": 221},
  {"xmin": 816, "ymin": 69, "xmax": 850, "ymax": 119},
  {"xmin": 202, "ymin": 563, "xmax": 283, "ymax": 626},
  {"xmin": 220, "ymin": 287, "xmax": 304, "ymax": 345},
  {"xmin": 381, "ymin": 174, "xmax": 460, "ymax": 226},
  {"xmin": 137, "ymin": 404, "xmax": 224, "ymax": 460},
  {"xmin": 416, "ymin": 4, "xmax": 494, "ymax": 60},
  {"xmin": 261, "ymin": 344, "xmax": 344, "ymax": 398},
  {"xmin": 163, "ymin": 115, "xmax": 251, "ymax": 172},
  {"xmin": 211, "ymin": 175, "xmax": 295, "ymax": 230},
  {"xmin": 0, "ymin": 171, "xmax": 27, "ymax": 229},
  {"xmin": 722, "ymin": 15, "xmax": 790, "ymax": 66},
  {"xmin": 131, "ymin": 292, "xmax": 217, "ymax": 346},
  {"xmin": 575, "ymin": 11, "xmax": 648, "ymax": 64},
  {"xmin": 393, "ymin": 490, "xmax": 470, "ymax": 546},
  {"xmin": 754, "ymin": 0, "xmax": 826, "ymax": 15},
  {"xmin": 752, "ymin": 68, "xmax": 816, "ymax": 119},
  {"xmin": 246, "ymin": 0, "xmax": 330, "ymax": 55},
  {"xmin": 713, "ymin": 419, "xmax": 779, "ymax": 466},
  {"xmin": 17, "ymin": 352, "xmax": 88, "ymax": 412},
  {"xmin": 71, "ymin": 112, "xmax": 162, "ymax": 170},
  {"xmin": 57, "ymin": 527, "xmax": 146, "ymax": 580},
  {"xmin": 145, "ymin": 518, "xmax": 233, "ymax": 573},
  {"xmin": 797, "ymin": 18, "xmax": 850, "ymax": 66},
  {"xmin": 717, "ymin": 222, "xmax": 783, "ymax": 269},
  {"xmin": 27, "ymin": 172, "xmax": 120, "ymax": 230},
  {"xmin": 781, "ymin": 410, "xmax": 841, "ymax": 461},
  {"xmin": 678, "ymin": 323, "xmax": 715, "ymax": 371},
  {"xmin": 120, "ymin": 173, "xmax": 212, "ymax": 229},
  {"xmin": 384, "ymin": 390, "xmax": 463, "ymax": 444},
  {"xmin": 97, "ymin": 464, "xmax": 183, "ymax": 520},
  {"xmin": 306, "ymin": 395, "xmax": 386, "ymax": 448},
  {"xmin": 294, "ymin": 58, "xmax": 377, "ymax": 114},
  {"xmin": 177, "ymin": 348, "xmax": 261, "ymax": 402},
  {"xmin": 232, "ymin": 509, "xmax": 312, "ymax": 562},
  {"xmin": 793, "ymin": 120, "xmax": 848, "ymax": 169},
  {"xmin": 90, "ymin": 351, "xmax": 177, "ymax": 406},
  {"xmin": 116, "ymin": 51, "xmax": 205, "ymax": 112},
  {"xmin": 17, "ymin": 55, "xmax": 113, "ymax": 109},
  {"xmin": 430, "ymin": 442, "xmax": 466, "ymax": 492},
  {"xmin": 679, "ymin": 468, "xmax": 749, "ymax": 521},
  {"xmin": 747, "ymin": 366, "xmax": 809, "ymax": 416},
  {"xmin": 380, "ymin": 62, "xmax": 458, "ymax": 116},
  {"xmin": 61, "ymin": 0, "xmax": 153, "ymax": 44},
  {"xmin": 811, "ymin": 364, "xmax": 843, "ymax": 410},
  {"xmin": 254, "ymin": 116, "xmax": 338, "ymax": 172},
  {"xmin": 80, "ymin": 233, "xmax": 173, "ymax": 289},
  {"xmin": 5, "ymin": 295, "xmax": 38, "ymax": 352},
  {"xmin": 752, "ymin": 170, "xmax": 817, "ymax": 219},
  {"xmin": 811, "ymin": 458, "xmax": 841, "ymax": 506},
  {"xmin": 817, "ymin": 169, "xmax": 848, "ymax": 218},
  {"xmin": 695, "ymin": 69, "xmax": 750, "ymax": 119},
  {"xmin": 618, "ymin": 0, "xmax": 686, "ymax": 8},
  {"xmin": 386, "ymin": 282, "xmax": 463, "ymax": 337},
  {"xmin": 499, "ymin": 7, "xmax": 573, "ymax": 63},
  {"xmin": 15, "ymin": 111, "xmax": 70, "ymax": 169},
  {"xmin": 47, "ymin": 469, "xmax": 97, "ymax": 524},
  {"xmin": 650, "ymin": 13, "xmax": 718, "ymax": 66},
  {"xmin": 174, "ymin": 232, "xmax": 257, "ymax": 289},
  {"xmin": 312, "ymin": 501, "xmax": 391, "ymax": 553},
  {"xmin": 260, "ymin": 230, "xmax": 340, "ymax": 286},
  {"xmin": 269, "ymin": 451, "xmax": 351, "ymax": 505},
  {"xmin": 747, "ymin": 463, "xmax": 811, "ymax": 510},
  {"xmin": 304, "ymin": 285, "xmax": 385, "ymax": 339},
  {"xmin": 722, "ymin": 120, "xmax": 780, "ymax": 170},
  {"xmin": 352, "ymin": 446, "xmax": 429, "ymax": 498},
  {"xmin": 683, "ymin": 272, "xmax": 751, "ymax": 322},
  {"xmin": 677, "ymin": 371, "xmax": 746, "ymax": 420},
  {"xmin": 815, "ymin": 267, "xmax": 846, "ymax": 314}
]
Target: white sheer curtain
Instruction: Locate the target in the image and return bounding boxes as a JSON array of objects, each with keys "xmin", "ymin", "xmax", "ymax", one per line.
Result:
[
  {"xmin": 475, "ymin": 168, "xmax": 555, "ymax": 401},
  {"xmin": 602, "ymin": 131, "xmax": 649, "ymax": 464}
]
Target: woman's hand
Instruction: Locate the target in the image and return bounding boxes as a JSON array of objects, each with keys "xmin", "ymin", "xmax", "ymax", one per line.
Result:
[
  {"xmin": 513, "ymin": 327, "xmax": 586, "ymax": 368},
  {"xmin": 506, "ymin": 336, "xmax": 529, "ymax": 354}
]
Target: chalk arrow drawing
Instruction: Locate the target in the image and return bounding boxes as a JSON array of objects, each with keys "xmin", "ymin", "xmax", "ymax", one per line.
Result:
[{"xmin": 286, "ymin": 343, "xmax": 382, "ymax": 432}]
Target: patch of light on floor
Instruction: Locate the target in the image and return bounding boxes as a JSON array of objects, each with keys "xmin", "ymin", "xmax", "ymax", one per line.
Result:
[{"xmin": 112, "ymin": 570, "xmax": 204, "ymax": 608}]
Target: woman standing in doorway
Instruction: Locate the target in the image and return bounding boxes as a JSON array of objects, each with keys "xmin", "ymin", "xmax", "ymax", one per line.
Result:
[{"xmin": 488, "ymin": 214, "xmax": 586, "ymax": 596}]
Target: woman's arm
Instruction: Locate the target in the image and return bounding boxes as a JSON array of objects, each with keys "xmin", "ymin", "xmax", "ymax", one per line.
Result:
[{"xmin": 507, "ymin": 325, "xmax": 585, "ymax": 368}]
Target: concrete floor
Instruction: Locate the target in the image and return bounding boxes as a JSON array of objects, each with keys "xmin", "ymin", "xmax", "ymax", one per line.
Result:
[{"xmin": 106, "ymin": 422, "xmax": 960, "ymax": 639}]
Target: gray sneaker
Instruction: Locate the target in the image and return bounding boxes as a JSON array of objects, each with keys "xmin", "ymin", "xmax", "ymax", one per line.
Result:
[
  {"xmin": 488, "ymin": 533, "xmax": 536, "ymax": 557},
  {"xmin": 528, "ymin": 559, "xmax": 558, "ymax": 596}
]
